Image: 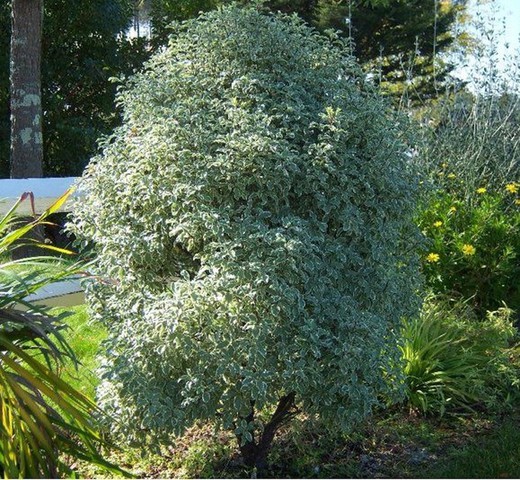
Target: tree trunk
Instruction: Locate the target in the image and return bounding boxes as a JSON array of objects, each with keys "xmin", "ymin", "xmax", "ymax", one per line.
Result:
[
  {"xmin": 237, "ymin": 392, "xmax": 297, "ymax": 476},
  {"xmin": 10, "ymin": 0, "xmax": 43, "ymax": 179}
]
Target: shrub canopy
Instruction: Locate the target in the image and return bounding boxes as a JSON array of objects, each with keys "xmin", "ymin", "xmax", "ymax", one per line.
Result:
[{"xmin": 71, "ymin": 5, "xmax": 422, "ymax": 443}]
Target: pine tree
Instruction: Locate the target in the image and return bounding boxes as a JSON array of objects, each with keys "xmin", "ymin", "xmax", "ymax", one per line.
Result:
[{"xmin": 264, "ymin": 0, "xmax": 469, "ymax": 103}]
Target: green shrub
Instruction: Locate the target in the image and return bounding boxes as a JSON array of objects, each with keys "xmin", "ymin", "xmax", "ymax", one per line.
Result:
[
  {"xmin": 415, "ymin": 87, "xmax": 520, "ymax": 313},
  {"xmin": 398, "ymin": 296, "xmax": 519, "ymax": 416},
  {"xmin": 418, "ymin": 180, "xmax": 520, "ymax": 313},
  {"xmin": 70, "ymin": 5, "xmax": 422, "ymax": 469}
]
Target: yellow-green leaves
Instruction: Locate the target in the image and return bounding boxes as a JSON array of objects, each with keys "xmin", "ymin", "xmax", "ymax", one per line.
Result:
[{"xmin": 0, "ymin": 191, "xmax": 127, "ymax": 478}]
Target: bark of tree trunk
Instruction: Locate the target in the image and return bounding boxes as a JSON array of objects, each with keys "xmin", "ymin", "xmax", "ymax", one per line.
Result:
[
  {"xmin": 10, "ymin": 0, "xmax": 43, "ymax": 179},
  {"xmin": 237, "ymin": 392, "xmax": 298, "ymax": 476}
]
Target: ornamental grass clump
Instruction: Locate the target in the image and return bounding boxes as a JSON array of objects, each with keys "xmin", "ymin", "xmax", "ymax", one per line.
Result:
[
  {"xmin": 70, "ymin": 5, "xmax": 422, "ymax": 471},
  {"xmin": 399, "ymin": 296, "xmax": 519, "ymax": 417}
]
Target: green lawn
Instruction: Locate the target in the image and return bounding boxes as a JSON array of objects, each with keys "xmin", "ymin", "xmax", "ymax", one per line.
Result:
[
  {"xmin": 50, "ymin": 304, "xmax": 107, "ymax": 398},
  {"xmin": 425, "ymin": 419, "xmax": 520, "ymax": 479}
]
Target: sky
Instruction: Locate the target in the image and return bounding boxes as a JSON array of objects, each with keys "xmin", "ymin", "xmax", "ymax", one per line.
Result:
[
  {"xmin": 471, "ymin": 0, "xmax": 520, "ymax": 54},
  {"xmin": 452, "ymin": 0, "xmax": 520, "ymax": 90}
]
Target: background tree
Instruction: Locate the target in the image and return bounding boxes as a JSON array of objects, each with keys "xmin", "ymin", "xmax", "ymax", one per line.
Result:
[
  {"xmin": 1, "ymin": 0, "xmax": 136, "ymax": 178},
  {"xmin": 0, "ymin": 2, "xmax": 10, "ymax": 176},
  {"xmin": 147, "ymin": 0, "xmax": 221, "ymax": 46},
  {"xmin": 145, "ymin": 0, "xmax": 469, "ymax": 105},
  {"xmin": 70, "ymin": 6, "xmax": 422, "ymax": 472},
  {"xmin": 9, "ymin": 0, "xmax": 43, "ymax": 179},
  {"xmin": 345, "ymin": 0, "xmax": 468, "ymax": 103},
  {"xmin": 265, "ymin": 0, "xmax": 469, "ymax": 103}
]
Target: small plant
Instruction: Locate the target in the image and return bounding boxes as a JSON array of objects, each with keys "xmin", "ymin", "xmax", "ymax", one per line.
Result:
[
  {"xmin": 398, "ymin": 296, "xmax": 519, "ymax": 416},
  {"xmin": 418, "ymin": 179, "xmax": 520, "ymax": 313},
  {"xmin": 0, "ymin": 191, "xmax": 124, "ymax": 478}
]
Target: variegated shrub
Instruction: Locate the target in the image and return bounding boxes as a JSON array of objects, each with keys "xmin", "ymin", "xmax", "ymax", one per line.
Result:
[{"xmin": 70, "ymin": 5, "xmax": 422, "ymax": 469}]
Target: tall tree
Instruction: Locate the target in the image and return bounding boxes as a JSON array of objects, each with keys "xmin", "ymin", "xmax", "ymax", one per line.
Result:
[
  {"xmin": 9, "ymin": 0, "xmax": 43, "ymax": 178},
  {"xmin": 0, "ymin": 3, "xmax": 9, "ymax": 175},
  {"xmin": 346, "ymin": 0, "xmax": 467, "ymax": 103},
  {"xmin": 266, "ymin": 0, "xmax": 469, "ymax": 103},
  {"xmin": 0, "ymin": 0, "xmax": 135, "ymax": 178}
]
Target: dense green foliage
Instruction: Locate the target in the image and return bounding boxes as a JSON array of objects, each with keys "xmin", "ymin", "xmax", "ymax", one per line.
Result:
[
  {"xmin": 0, "ymin": 0, "xmax": 135, "ymax": 178},
  {"xmin": 147, "ymin": 0, "xmax": 221, "ymax": 46},
  {"xmin": 265, "ymin": 0, "xmax": 467, "ymax": 102},
  {"xmin": 417, "ymin": 93, "xmax": 520, "ymax": 313},
  {"xmin": 0, "ymin": 0, "xmax": 469, "ymax": 178},
  {"xmin": 146, "ymin": 0, "xmax": 467, "ymax": 103},
  {"xmin": 418, "ymin": 184, "xmax": 520, "ymax": 313},
  {"xmin": 329, "ymin": 0, "xmax": 465, "ymax": 99},
  {"xmin": 407, "ymin": 85, "xmax": 520, "ymax": 418},
  {"xmin": 71, "ymin": 5, "xmax": 422, "ymax": 449}
]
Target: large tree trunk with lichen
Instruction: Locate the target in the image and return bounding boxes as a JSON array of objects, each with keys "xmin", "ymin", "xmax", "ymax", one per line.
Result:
[
  {"xmin": 10, "ymin": 0, "xmax": 43, "ymax": 179},
  {"xmin": 237, "ymin": 392, "xmax": 298, "ymax": 475},
  {"xmin": 9, "ymin": 0, "xmax": 44, "ymax": 259}
]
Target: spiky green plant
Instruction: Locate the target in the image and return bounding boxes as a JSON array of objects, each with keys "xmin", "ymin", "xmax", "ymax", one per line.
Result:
[
  {"xmin": 0, "ymin": 191, "xmax": 125, "ymax": 478},
  {"xmin": 399, "ymin": 296, "xmax": 519, "ymax": 416}
]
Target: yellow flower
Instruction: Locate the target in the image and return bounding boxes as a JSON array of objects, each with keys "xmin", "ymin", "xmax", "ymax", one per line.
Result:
[
  {"xmin": 441, "ymin": 162, "xmax": 448, "ymax": 169},
  {"xmin": 449, "ymin": 206, "xmax": 457, "ymax": 213},
  {"xmin": 447, "ymin": 173, "xmax": 456, "ymax": 179},
  {"xmin": 516, "ymin": 199, "xmax": 520, "ymax": 205},
  {"xmin": 461, "ymin": 244, "xmax": 476, "ymax": 256},
  {"xmin": 476, "ymin": 187, "xmax": 487, "ymax": 194},
  {"xmin": 505, "ymin": 182, "xmax": 518, "ymax": 194},
  {"xmin": 433, "ymin": 220, "xmax": 443, "ymax": 228},
  {"xmin": 426, "ymin": 253, "xmax": 440, "ymax": 263}
]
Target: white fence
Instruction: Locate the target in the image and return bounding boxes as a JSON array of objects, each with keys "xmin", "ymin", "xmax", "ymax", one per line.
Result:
[
  {"xmin": 0, "ymin": 177, "xmax": 78, "ymax": 215},
  {"xmin": 1, "ymin": 177, "xmax": 84, "ymax": 308}
]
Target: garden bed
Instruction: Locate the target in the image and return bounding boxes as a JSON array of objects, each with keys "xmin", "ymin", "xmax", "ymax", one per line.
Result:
[{"xmin": 61, "ymin": 305, "xmax": 520, "ymax": 479}]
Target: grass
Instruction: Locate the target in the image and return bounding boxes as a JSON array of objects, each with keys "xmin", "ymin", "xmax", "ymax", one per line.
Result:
[
  {"xmin": 425, "ymin": 417, "xmax": 520, "ymax": 478},
  {"xmin": 50, "ymin": 304, "xmax": 107, "ymax": 398}
]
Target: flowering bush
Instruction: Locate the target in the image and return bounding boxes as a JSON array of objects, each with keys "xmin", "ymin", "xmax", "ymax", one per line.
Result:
[{"xmin": 418, "ymin": 175, "xmax": 520, "ymax": 313}]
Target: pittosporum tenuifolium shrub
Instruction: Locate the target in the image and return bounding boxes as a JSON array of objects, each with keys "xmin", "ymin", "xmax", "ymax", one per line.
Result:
[{"xmin": 70, "ymin": 5, "xmax": 422, "ymax": 469}]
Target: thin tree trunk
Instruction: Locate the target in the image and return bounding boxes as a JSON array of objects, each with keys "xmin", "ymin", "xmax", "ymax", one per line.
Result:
[
  {"xmin": 237, "ymin": 392, "xmax": 298, "ymax": 475},
  {"xmin": 10, "ymin": 0, "xmax": 43, "ymax": 179},
  {"xmin": 9, "ymin": 0, "xmax": 44, "ymax": 259}
]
